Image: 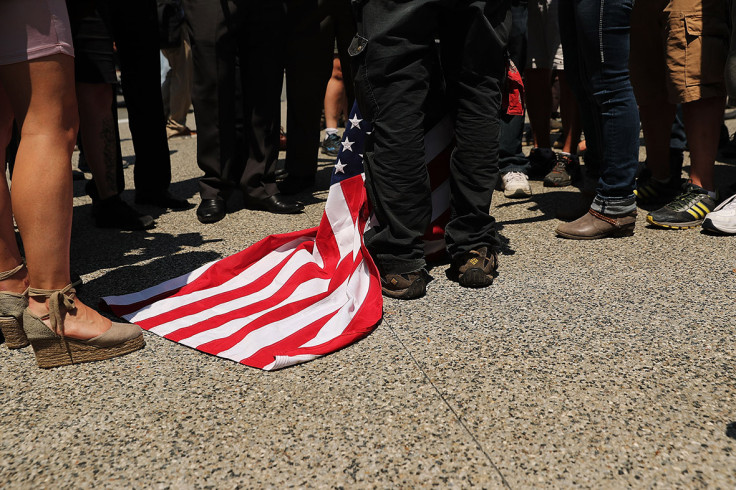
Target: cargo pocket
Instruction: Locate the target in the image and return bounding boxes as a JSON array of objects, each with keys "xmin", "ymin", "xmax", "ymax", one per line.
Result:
[
  {"xmin": 349, "ymin": 33, "xmax": 379, "ymax": 121},
  {"xmin": 683, "ymin": 13, "xmax": 728, "ymax": 87}
]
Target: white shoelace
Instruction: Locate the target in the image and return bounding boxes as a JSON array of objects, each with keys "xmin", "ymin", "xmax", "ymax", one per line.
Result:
[{"xmin": 504, "ymin": 172, "xmax": 527, "ymax": 185}]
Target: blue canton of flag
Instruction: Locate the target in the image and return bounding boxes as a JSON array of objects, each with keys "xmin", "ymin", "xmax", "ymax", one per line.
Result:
[{"xmin": 331, "ymin": 106, "xmax": 371, "ymax": 185}]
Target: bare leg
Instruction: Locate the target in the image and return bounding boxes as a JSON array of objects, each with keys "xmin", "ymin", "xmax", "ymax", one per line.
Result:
[
  {"xmin": 682, "ymin": 96, "xmax": 725, "ymax": 192},
  {"xmin": 0, "ymin": 54, "xmax": 112, "ymax": 339},
  {"xmin": 324, "ymin": 56, "xmax": 347, "ymax": 130},
  {"xmin": 0, "ymin": 85, "xmax": 28, "ymax": 293},
  {"xmin": 76, "ymin": 82, "xmax": 118, "ymax": 199},
  {"xmin": 638, "ymin": 101, "xmax": 677, "ymax": 181},
  {"xmin": 558, "ymin": 71, "xmax": 582, "ymax": 154},
  {"xmin": 524, "ymin": 68, "xmax": 553, "ymax": 149}
]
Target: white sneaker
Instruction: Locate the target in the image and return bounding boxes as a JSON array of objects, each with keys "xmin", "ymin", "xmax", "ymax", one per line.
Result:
[
  {"xmin": 501, "ymin": 172, "xmax": 532, "ymax": 198},
  {"xmin": 702, "ymin": 192, "xmax": 736, "ymax": 234}
]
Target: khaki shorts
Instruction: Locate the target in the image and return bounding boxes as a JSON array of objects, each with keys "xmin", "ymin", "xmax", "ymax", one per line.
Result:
[{"xmin": 630, "ymin": 0, "xmax": 729, "ymax": 105}]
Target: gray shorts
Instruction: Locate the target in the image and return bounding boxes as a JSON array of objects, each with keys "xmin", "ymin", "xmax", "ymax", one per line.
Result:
[{"xmin": 527, "ymin": 0, "xmax": 564, "ymax": 70}]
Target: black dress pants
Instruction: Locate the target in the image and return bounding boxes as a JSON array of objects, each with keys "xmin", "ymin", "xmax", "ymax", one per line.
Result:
[
  {"xmin": 354, "ymin": 0, "xmax": 511, "ymax": 275},
  {"xmin": 183, "ymin": 0, "xmax": 285, "ymax": 200},
  {"xmin": 107, "ymin": 0, "xmax": 173, "ymax": 196},
  {"xmin": 284, "ymin": 0, "xmax": 356, "ymax": 181}
]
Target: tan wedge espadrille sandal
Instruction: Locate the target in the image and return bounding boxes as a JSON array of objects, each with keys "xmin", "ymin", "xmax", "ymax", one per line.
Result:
[
  {"xmin": 23, "ymin": 284, "xmax": 144, "ymax": 368},
  {"xmin": 0, "ymin": 262, "xmax": 29, "ymax": 349}
]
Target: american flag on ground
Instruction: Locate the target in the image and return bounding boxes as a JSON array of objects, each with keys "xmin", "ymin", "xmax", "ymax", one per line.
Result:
[{"xmin": 102, "ymin": 103, "xmax": 452, "ymax": 370}]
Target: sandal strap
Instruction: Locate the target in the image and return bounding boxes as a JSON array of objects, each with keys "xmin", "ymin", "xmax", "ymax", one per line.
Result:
[
  {"xmin": 0, "ymin": 262, "xmax": 25, "ymax": 281},
  {"xmin": 28, "ymin": 284, "xmax": 77, "ymax": 338}
]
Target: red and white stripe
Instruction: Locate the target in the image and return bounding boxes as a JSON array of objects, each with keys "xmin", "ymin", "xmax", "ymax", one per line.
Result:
[{"xmin": 103, "ymin": 175, "xmax": 382, "ymax": 371}]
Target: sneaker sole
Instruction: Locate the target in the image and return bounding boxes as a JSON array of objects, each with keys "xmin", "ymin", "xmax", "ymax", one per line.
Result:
[
  {"xmin": 457, "ymin": 268, "xmax": 493, "ymax": 288},
  {"xmin": 646, "ymin": 215, "xmax": 701, "ymax": 229},
  {"xmin": 543, "ymin": 177, "xmax": 572, "ymax": 187},
  {"xmin": 381, "ymin": 281, "xmax": 426, "ymax": 300},
  {"xmin": 702, "ymin": 218, "xmax": 736, "ymax": 234},
  {"xmin": 504, "ymin": 188, "xmax": 532, "ymax": 198}
]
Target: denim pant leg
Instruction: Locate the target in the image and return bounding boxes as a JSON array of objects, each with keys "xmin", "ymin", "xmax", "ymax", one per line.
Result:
[
  {"xmin": 499, "ymin": 4, "xmax": 530, "ymax": 175},
  {"xmin": 559, "ymin": 0, "xmax": 639, "ymax": 215}
]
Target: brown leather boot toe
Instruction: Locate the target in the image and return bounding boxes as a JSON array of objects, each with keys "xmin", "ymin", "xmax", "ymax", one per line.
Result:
[{"xmin": 556, "ymin": 209, "xmax": 636, "ymax": 240}]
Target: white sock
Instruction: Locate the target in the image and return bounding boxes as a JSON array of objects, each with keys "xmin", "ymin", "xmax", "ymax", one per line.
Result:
[
  {"xmin": 324, "ymin": 128, "xmax": 338, "ymax": 140},
  {"xmin": 707, "ymin": 190, "xmax": 717, "ymax": 199}
]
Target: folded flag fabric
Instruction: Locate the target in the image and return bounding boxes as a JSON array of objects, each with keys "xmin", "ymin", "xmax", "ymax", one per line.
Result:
[{"xmin": 102, "ymin": 103, "xmax": 452, "ymax": 371}]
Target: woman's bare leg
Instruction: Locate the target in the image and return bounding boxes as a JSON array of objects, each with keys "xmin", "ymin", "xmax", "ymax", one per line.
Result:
[
  {"xmin": 0, "ymin": 84, "xmax": 28, "ymax": 293},
  {"xmin": 324, "ymin": 56, "xmax": 347, "ymax": 130},
  {"xmin": 0, "ymin": 54, "xmax": 112, "ymax": 339},
  {"xmin": 524, "ymin": 68, "xmax": 553, "ymax": 149},
  {"xmin": 558, "ymin": 71, "xmax": 582, "ymax": 155}
]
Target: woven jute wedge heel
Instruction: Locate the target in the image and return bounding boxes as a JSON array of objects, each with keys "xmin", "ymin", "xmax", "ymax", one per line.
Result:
[
  {"xmin": 0, "ymin": 263, "xmax": 29, "ymax": 349},
  {"xmin": 24, "ymin": 284, "xmax": 144, "ymax": 369}
]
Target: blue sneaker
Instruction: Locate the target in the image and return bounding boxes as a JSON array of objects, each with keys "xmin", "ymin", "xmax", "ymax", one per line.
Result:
[{"xmin": 321, "ymin": 133, "xmax": 341, "ymax": 157}]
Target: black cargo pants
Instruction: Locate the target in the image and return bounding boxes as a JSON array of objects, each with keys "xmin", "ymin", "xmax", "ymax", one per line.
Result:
[{"xmin": 353, "ymin": 0, "xmax": 511, "ymax": 275}]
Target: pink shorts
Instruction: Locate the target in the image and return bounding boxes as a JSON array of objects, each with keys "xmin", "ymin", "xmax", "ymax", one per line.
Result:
[{"xmin": 0, "ymin": 0, "xmax": 74, "ymax": 66}]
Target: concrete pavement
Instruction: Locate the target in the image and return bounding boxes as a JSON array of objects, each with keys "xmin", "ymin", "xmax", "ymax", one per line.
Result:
[{"xmin": 1, "ymin": 113, "xmax": 735, "ymax": 488}]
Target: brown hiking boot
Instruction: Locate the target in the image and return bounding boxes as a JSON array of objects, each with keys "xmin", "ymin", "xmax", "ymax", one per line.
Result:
[
  {"xmin": 450, "ymin": 247, "xmax": 497, "ymax": 288},
  {"xmin": 556, "ymin": 209, "xmax": 636, "ymax": 239},
  {"xmin": 381, "ymin": 270, "xmax": 428, "ymax": 300}
]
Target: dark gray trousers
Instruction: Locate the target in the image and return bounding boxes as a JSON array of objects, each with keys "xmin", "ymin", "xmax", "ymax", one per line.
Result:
[
  {"xmin": 183, "ymin": 0, "xmax": 284, "ymax": 200},
  {"xmin": 353, "ymin": 0, "xmax": 511, "ymax": 274}
]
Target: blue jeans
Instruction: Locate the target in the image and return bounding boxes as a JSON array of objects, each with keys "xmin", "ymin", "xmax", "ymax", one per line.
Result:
[
  {"xmin": 559, "ymin": 0, "xmax": 639, "ymax": 216},
  {"xmin": 499, "ymin": 4, "xmax": 530, "ymax": 175}
]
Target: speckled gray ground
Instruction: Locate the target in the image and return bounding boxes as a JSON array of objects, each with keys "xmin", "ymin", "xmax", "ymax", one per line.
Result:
[{"xmin": 1, "ymin": 110, "xmax": 735, "ymax": 489}]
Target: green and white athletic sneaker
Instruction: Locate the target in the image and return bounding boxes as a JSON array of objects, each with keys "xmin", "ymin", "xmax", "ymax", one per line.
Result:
[{"xmin": 647, "ymin": 182, "xmax": 716, "ymax": 229}]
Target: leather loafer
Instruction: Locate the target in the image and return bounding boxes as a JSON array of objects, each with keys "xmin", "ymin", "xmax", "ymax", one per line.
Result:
[
  {"xmin": 136, "ymin": 191, "xmax": 193, "ymax": 210},
  {"xmin": 556, "ymin": 209, "xmax": 636, "ymax": 239},
  {"xmin": 196, "ymin": 198, "xmax": 226, "ymax": 223},
  {"xmin": 243, "ymin": 194, "xmax": 304, "ymax": 214}
]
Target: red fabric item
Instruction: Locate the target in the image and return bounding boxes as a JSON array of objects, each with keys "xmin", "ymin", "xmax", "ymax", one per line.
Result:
[{"xmin": 503, "ymin": 59, "xmax": 525, "ymax": 116}]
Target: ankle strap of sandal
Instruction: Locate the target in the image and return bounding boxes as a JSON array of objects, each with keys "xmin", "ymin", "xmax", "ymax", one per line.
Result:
[
  {"xmin": 0, "ymin": 262, "xmax": 25, "ymax": 281},
  {"xmin": 28, "ymin": 284, "xmax": 77, "ymax": 337}
]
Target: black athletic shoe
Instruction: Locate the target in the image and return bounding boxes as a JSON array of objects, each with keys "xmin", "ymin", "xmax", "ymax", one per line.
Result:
[
  {"xmin": 528, "ymin": 147, "xmax": 557, "ymax": 178},
  {"xmin": 92, "ymin": 195, "xmax": 155, "ymax": 230},
  {"xmin": 321, "ymin": 133, "xmax": 341, "ymax": 157},
  {"xmin": 381, "ymin": 269, "xmax": 428, "ymax": 300},
  {"xmin": 635, "ymin": 172, "xmax": 681, "ymax": 205},
  {"xmin": 647, "ymin": 182, "xmax": 717, "ymax": 229}
]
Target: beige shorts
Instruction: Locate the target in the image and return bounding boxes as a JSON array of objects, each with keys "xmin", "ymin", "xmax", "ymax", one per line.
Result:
[{"xmin": 630, "ymin": 0, "xmax": 729, "ymax": 104}]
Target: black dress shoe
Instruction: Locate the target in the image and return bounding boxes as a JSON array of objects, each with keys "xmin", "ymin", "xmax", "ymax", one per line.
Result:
[
  {"xmin": 279, "ymin": 176, "xmax": 315, "ymax": 195},
  {"xmin": 196, "ymin": 199, "xmax": 226, "ymax": 223},
  {"xmin": 274, "ymin": 168, "xmax": 288, "ymax": 181},
  {"xmin": 136, "ymin": 190, "xmax": 193, "ymax": 210},
  {"xmin": 243, "ymin": 194, "xmax": 304, "ymax": 214}
]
